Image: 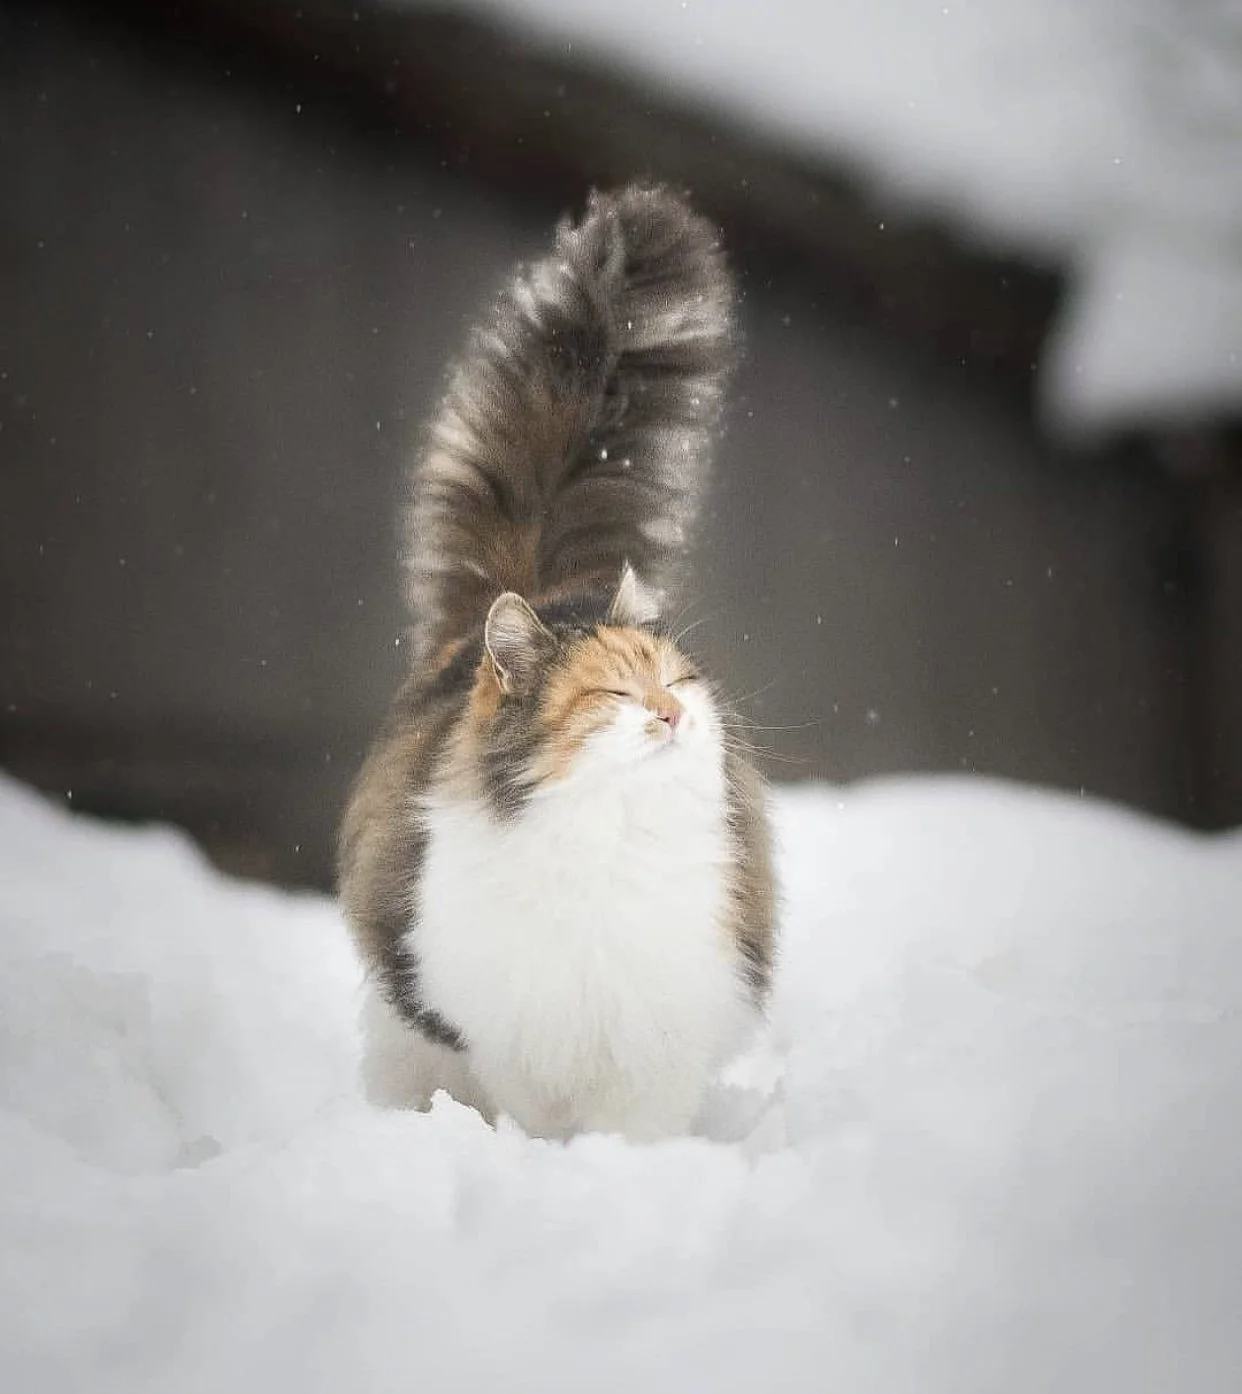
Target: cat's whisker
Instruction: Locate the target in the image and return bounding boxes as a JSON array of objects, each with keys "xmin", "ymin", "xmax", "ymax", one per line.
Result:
[
  {"xmin": 670, "ymin": 611, "xmax": 717, "ymax": 647},
  {"xmin": 660, "ymin": 596, "xmax": 699, "ymax": 631},
  {"xmin": 717, "ymin": 731, "xmax": 809, "ymax": 767},
  {"xmin": 725, "ymin": 676, "xmax": 782, "ymax": 707},
  {"xmin": 722, "ymin": 718, "xmax": 823, "ymax": 734}
]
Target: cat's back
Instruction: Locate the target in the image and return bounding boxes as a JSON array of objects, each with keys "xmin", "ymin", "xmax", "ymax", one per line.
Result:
[{"xmin": 337, "ymin": 645, "xmax": 476, "ymax": 978}]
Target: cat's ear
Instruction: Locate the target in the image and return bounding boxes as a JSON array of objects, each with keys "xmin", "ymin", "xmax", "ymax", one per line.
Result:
[
  {"xmin": 608, "ymin": 563, "xmax": 661, "ymax": 627},
  {"xmin": 484, "ymin": 593, "xmax": 554, "ymax": 695}
]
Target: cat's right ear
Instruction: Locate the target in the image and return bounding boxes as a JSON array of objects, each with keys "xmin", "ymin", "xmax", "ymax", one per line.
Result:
[
  {"xmin": 484, "ymin": 593, "xmax": 554, "ymax": 696},
  {"xmin": 608, "ymin": 562, "xmax": 662, "ymax": 627}
]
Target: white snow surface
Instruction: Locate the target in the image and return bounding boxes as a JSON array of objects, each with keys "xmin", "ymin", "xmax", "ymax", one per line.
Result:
[
  {"xmin": 2, "ymin": 768, "xmax": 1240, "ymax": 1392},
  {"xmin": 421, "ymin": 0, "xmax": 1242, "ymax": 432}
]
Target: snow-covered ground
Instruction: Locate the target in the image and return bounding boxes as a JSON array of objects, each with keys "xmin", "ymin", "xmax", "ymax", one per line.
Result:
[
  {"xmin": 2, "ymin": 768, "xmax": 1240, "ymax": 1392},
  {"xmin": 423, "ymin": 0, "xmax": 1242, "ymax": 434}
]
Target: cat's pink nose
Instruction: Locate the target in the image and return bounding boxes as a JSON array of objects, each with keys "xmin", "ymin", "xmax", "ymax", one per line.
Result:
[{"xmin": 655, "ymin": 702, "xmax": 682, "ymax": 731}]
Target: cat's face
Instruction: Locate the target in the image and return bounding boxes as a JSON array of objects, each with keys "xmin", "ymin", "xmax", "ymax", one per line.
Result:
[
  {"xmin": 470, "ymin": 579, "xmax": 722, "ymax": 812},
  {"xmin": 537, "ymin": 624, "xmax": 715, "ymax": 778}
]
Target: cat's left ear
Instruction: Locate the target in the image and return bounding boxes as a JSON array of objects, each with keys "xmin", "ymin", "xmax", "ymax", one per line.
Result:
[
  {"xmin": 608, "ymin": 563, "xmax": 661, "ymax": 627},
  {"xmin": 484, "ymin": 593, "xmax": 554, "ymax": 696}
]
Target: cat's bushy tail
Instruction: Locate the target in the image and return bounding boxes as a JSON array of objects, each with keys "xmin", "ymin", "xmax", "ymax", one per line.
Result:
[{"xmin": 402, "ymin": 183, "xmax": 736, "ymax": 666}]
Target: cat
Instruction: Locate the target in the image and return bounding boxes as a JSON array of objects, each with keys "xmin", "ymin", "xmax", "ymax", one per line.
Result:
[{"xmin": 338, "ymin": 183, "xmax": 776, "ymax": 1142}]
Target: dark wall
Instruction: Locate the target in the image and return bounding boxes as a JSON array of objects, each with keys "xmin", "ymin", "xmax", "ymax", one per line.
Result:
[{"xmin": 0, "ymin": 5, "xmax": 1221, "ymax": 885}]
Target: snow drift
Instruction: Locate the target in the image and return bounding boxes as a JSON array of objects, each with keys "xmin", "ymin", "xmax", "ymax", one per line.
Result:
[{"xmin": 1, "ymin": 770, "xmax": 1239, "ymax": 1392}]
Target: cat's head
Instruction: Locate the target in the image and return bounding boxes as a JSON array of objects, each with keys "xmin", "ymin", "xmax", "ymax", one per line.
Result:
[{"xmin": 467, "ymin": 566, "xmax": 721, "ymax": 814}]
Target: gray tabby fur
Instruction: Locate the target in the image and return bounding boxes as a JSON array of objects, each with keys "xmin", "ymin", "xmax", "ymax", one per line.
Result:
[{"xmin": 401, "ymin": 183, "xmax": 736, "ymax": 667}]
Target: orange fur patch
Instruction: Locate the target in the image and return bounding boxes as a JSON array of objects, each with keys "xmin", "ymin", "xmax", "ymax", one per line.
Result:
[
  {"xmin": 536, "ymin": 627, "xmax": 692, "ymax": 780},
  {"xmin": 468, "ymin": 655, "xmax": 505, "ymax": 724}
]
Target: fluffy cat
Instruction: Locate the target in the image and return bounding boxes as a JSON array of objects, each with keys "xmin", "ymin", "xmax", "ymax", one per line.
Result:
[{"xmin": 338, "ymin": 183, "xmax": 775, "ymax": 1141}]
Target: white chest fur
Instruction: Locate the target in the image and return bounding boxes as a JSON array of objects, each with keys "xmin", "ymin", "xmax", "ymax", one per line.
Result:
[{"xmin": 411, "ymin": 735, "xmax": 750, "ymax": 1140}]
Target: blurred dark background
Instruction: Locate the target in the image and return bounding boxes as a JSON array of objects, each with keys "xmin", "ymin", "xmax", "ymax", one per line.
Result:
[{"xmin": 2, "ymin": 0, "xmax": 1240, "ymax": 887}]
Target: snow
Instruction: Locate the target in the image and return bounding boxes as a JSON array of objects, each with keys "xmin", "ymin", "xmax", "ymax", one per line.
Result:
[
  {"xmin": 2, "ymin": 767, "xmax": 1240, "ymax": 1392},
  {"xmin": 419, "ymin": 0, "xmax": 1242, "ymax": 434}
]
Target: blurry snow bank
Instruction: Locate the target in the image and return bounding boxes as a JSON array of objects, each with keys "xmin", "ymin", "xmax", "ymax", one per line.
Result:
[
  {"xmin": 432, "ymin": 0, "xmax": 1242, "ymax": 434},
  {"xmin": 2, "ymin": 769, "xmax": 1240, "ymax": 1392}
]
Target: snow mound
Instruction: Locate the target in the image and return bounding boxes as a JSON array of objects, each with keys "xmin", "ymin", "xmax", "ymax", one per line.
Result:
[
  {"xmin": 2, "ymin": 771, "xmax": 1240, "ymax": 1392},
  {"xmin": 431, "ymin": 0, "xmax": 1242, "ymax": 433}
]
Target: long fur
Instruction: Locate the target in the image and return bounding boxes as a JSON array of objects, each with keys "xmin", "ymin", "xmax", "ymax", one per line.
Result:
[
  {"xmin": 402, "ymin": 183, "xmax": 736, "ymax": 667},
  {"xmin": 339, "ymin": 184, "xmax": 774, "ymax": 1141}
]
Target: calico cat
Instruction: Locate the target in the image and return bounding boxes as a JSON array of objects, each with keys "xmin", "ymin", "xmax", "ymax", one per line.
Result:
[{"xmin": 338, "ymin": 183, "xmax": 775, "ymax": 1141}]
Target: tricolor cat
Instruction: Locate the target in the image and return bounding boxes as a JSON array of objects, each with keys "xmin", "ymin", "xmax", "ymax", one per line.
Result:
[{"xmin": 339, "ymin": 184, "xmax": 775, "ymax": 1141}]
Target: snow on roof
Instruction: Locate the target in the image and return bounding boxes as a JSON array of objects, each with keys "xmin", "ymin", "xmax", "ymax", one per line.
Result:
[
  {"xmin": 429, "ymin": 0, "xmax": 1242, "ymax": 434},
  {"xmin": 3, "ymin": 769, "xmax": 1240, "ymax": 1389}
]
